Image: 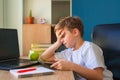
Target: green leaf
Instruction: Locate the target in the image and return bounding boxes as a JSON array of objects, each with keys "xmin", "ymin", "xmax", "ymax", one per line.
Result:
[{"xmin": 29, "ymin": 9, "xmax": 32, "ymax": 17}]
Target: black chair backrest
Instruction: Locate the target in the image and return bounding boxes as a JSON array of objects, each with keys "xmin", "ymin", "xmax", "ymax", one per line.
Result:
[{"xmin": 92, "ymin": 23, "xmax": 120, "ymax": 79}]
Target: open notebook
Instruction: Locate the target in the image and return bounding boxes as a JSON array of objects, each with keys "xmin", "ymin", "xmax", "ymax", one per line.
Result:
[
  {"xmin": 0, "ymin": 29, "xmax": 39, "ymax": 70},
  {"xmin": 10, "ymin": 66, "xmax": 54, "ymax": 78}
]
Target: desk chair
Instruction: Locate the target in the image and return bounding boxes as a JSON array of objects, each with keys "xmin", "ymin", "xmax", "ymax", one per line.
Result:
[{"xmin": 92, "ymin": 23, "xmax": 120, "ymax": 80}]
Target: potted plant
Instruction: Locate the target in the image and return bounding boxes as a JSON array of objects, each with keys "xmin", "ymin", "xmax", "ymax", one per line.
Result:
[{"xmin": 26, "ymin": 9, "xmax": 34, "ymax": 24}]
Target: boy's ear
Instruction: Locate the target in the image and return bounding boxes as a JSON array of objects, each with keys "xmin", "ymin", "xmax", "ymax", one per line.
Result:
[{"xmin": 73, "ymin": 28, "xmax": 79, "ymax": 36}]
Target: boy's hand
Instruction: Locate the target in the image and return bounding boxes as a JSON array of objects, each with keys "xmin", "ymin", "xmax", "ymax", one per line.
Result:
[
  {"xmin": 50, "ymin": 59, "xmax": 74, "ymax": 71},
  {"xmin": 55, "ymin": 29, "xmax": 65, "ymax": 44}
]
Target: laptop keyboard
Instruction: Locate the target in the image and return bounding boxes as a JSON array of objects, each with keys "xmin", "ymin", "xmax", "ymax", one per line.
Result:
[
  {"xmin": 0, "ymin": 59, "xmax": 39, "ymax": 69},
  {"xmin": 19, "ymin": 59, "xmax": 33, "ymax": 63},
  {"xmin": 0, "ymin": 59, "xmax": 52, "ymax": 70}
]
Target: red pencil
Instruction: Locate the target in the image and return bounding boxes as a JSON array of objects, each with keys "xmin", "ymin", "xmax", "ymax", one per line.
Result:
[{"xmin": 17, "ymin": 68, "xmax": 36, "ymax": 73}]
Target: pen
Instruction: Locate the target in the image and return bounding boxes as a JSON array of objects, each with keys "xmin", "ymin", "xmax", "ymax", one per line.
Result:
[{"xmin": 17, "ymin": 68, "xmax": 36, "ymax": 73}]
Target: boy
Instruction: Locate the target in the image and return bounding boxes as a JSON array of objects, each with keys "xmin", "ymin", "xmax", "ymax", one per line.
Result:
[{"xmin": 40, "ymin": 16, "xmax": 113, "ymax": 80}]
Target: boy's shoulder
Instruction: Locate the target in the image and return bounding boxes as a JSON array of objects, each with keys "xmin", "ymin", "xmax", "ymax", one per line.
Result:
[
  {"xmin": 82, "ymin": 41, "xmax": 91, "ymax": 47},
  {"xmin": 84, "ymin": 41, "xmax": 98, "ymax": 47},
  {"xmin": 81, "ymin": 41, "xmax": 100, "ymax": 50},
  {"xmin": 84, "ymin": 41, "xmax": 102, "ymax": 52}
]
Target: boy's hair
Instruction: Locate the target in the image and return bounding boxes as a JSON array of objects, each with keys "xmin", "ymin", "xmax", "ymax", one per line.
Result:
[{"xmin": 56, "ymin": 16, "xmax": 84, "ymax": 37}]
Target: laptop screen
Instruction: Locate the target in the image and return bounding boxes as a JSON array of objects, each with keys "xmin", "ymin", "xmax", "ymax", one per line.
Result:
[{"xmin": 0, "ymin": 29, "xmax": 20, "ymax": 60}]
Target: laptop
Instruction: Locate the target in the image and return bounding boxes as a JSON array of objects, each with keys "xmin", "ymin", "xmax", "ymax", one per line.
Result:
[{"xmin": 0, "ymin": 28, "xmax": 40, "ymax": 70}]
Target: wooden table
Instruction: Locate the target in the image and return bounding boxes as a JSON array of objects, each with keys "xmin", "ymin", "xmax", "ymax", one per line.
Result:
[{"xmin": 0, "ymin": 69, "xmax": 74, "ymax": 80}]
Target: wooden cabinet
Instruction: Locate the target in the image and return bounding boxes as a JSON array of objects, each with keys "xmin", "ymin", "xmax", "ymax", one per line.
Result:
[{"xmin": 22, "ymin": 24, "xmax": 51, "ymax": 56}]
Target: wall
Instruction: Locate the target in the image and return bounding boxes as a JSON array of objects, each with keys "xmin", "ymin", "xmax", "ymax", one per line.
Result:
[
  {"xmin": 23, "ymin": 0, "xmax": 51, "ymax": 24},
  {"xmin": 0, "ymin": 0, "xmax": 3, "ymax": 27},
  {"xmin": 72, "ymin": 0, "xmax": 120, "ymax": 41},
  {"xmin": 3, "ymin": 0, "xmax": 23, "ymax": 56}
]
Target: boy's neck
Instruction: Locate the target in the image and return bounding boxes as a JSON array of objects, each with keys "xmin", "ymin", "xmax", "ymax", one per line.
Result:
[{"xmin": 73, "ymin": 38, "xmax": 84, "ymax": 51}]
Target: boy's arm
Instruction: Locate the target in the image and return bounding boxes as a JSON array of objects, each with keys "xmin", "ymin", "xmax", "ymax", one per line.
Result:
[
  {"xmin": 51, "ymin": 59, "xmax": 103, "ymax": 80},
  {"xmin": 73, "ymin": 63, "xmax": 103, "ymax": 80},
  {"xmin": 39, "ymin": 41, "xmax": 61, "ymax": 61},
  {"xmin": 40, "ymin": 28, "xmax": 64, "ymax": 61}
]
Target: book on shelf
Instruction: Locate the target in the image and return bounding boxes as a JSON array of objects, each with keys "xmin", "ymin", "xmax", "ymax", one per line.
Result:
[{"xmin": 10, "ymin": 66, "xmax": 54, "ymax": 78}]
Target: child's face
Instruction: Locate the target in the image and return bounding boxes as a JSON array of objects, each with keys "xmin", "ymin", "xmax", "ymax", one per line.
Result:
[{"xmin": 60, "ymin": 28, "xmax": 77, "ymax": 48}]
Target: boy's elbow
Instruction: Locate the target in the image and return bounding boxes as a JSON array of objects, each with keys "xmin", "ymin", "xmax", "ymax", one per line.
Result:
[
  {"xmin": 39, "ymin": 55, "xmax": 46, "ymax": 61},
  {"xmin": 39, "ymin": 55, "xmax": 55, "ymax": 62}
]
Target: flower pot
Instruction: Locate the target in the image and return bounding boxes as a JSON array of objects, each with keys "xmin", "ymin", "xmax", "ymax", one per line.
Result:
[{"xmin": 26, "ymin": 17, "xmax": 34, "ymax": 24}]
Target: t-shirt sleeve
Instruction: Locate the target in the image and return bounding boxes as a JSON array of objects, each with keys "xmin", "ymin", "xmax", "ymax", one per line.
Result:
[
  {"xmin": 55, "ymin": 48, "xmax": 71, "ymax": 60},
  {"xmin": 83, "ymin": 43, "xmax": 105, "ymax": 69}
]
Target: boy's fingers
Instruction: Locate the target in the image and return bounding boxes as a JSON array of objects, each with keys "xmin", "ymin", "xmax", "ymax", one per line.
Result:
[
  {"xmin": 50, "ymin": 62, "xmax": 58, "ymax": 68},
  {"xmin": 59, "ymin": 31, "xmax": 65, "ymax": 38},
  {"xmin": 54, "ymin": 59, "xmax": 60, "ymax": 61}
]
